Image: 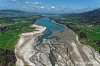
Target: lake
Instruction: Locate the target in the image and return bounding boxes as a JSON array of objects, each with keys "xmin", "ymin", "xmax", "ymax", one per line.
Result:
[{"xmin": 35, "ymin": 17, "xmax": 66, "ymax": 41}]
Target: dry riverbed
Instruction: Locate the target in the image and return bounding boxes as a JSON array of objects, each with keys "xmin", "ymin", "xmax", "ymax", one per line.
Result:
[{"xmin": 15, "ymin": 25, "xmax": 100, "ymax": 66}]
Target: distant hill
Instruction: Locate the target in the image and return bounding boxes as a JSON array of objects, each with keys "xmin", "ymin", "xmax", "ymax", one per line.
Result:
[
  {"xmin": 65, "ymin": 8, "xmax": 100, "ymax": 24},
  {"xmin": 0, "ymin": 9, "xmax": 34, "ymax": 18},
  {"xmin": 79, "ymin": 8, "xmax": 100, "ymax": 23}
]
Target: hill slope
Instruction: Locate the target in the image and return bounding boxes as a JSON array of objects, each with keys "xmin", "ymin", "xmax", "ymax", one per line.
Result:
[
  {"xmin": 0, "ymin": 9, "xmax": 34, "ymax": 18},
  {"xmin": 66, "ymin": 8, "xmax": 100, "ymax": 24}
]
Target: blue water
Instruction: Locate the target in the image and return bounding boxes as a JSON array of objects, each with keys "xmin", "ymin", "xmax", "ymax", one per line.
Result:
[{"xmin": 35, "ymin": 18, "xmax": 66, "ymax": 41}]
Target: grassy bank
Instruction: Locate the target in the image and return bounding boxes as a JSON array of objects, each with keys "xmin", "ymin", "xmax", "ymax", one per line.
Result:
[
  {"xmin": 0, "ymin": 15, "xmax": 43, "ymax": 66},
  {"xmin": 0, "ymin": 22, "xmax": 36, "ymax": 49}
]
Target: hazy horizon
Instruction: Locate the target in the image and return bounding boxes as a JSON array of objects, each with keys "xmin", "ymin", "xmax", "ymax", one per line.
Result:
[{"xmin": 0, "ymin": 0, "xmax": 100, "ymax": 13}]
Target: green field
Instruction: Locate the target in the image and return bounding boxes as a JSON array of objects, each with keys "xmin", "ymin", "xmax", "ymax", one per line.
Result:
[
  {"xmin": 0, "ymin": 19, "xmax": 11, "ymax": 24},
  {"xmin": 68, "ymin": 22, "xmax": 100, "ymax": 52},
  {"xmin": 72, "ymin": 22, "xmax": 100, "ymax": 40},
  {"xmin": 0, "ymin": 16, "xmax": 42, "ymax": 65},
  {"xmin": 0, "ymin": 23, "xmax": 36, "ymax": 49},
  {"xmin": 0, "ymin": 15, "xmax": 42, "ymax": 50}
]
